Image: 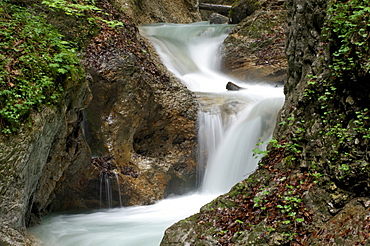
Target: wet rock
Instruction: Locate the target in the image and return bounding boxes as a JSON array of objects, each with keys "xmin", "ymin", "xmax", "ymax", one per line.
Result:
[
  {"xmin": 221, "ymin": 0, "xmax": 287, "ymax": 83},
  {"xmin": 123, "ymin": 0, "xmax": 201, "ymax": 24},
  {"xmin": 78, "ymin": 2, "xmax": 199, "ymax": 207},
  {"xmin": 0, "ymin": 79, "xmax": 92, "ymax": 245},
  {"xmin": 226, "ymin": 81, "xmax": 245, "ymax": 91},
  {"xmin": 210, "ymin": 13, "xmax": 229, "ymax": 24}
]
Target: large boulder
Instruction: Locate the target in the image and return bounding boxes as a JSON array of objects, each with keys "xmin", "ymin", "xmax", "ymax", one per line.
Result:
[
  {"xmin": 117, "ymin": 0, "xmax": 201, "ymax": 24},
  {"xmin": 221, "ymin": 0, "xmax": 287, "ymax": 84},
  {"xmin": 59, "ymin": 1, "xmax": 200, "ymax": 208},
  {"xmin": 229, "ymin": 0, "xmax": 258, "ymax": 24}
]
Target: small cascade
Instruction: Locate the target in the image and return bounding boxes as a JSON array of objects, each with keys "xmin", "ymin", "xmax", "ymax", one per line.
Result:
[
  {"xmin": 197, "ymin": 109, "xmax": 224, "ymax": 186},
  {"xmin": 141, "ymin": 22, "xmax": 284, "ymax": 194},
  {"xmin": 93, "ymin": 155, "xmax": 122, "ymax": 208},
  {"xmin": 114, "ymin": 171, "xmax": 123, "ymax": 207},
  {"xmin": 201, "ymin": 97, "xmax": 284, "ymax": 194},
  {"xmin": 100, "ymin": 172, "xmax": 113, "ymax": 208},
  {"xmin": 139, "ymin": 22, "xmax": 234, "ymax": 92}
]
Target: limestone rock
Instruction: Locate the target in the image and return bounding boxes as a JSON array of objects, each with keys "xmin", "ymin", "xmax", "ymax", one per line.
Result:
[
  {"xmin": 116, "ymin": 0, "xmax": 201, "ymax": 24},
  {"xmin": 0, "ymin": 79, "xmax": 92, "ymax": 245},
  {"xmin": 210, "ymin": 13, "xmax": 229, "ymax": 24},
  {"xmin": 221, "ymin": 0, "xmax": 287, "ymax": 84},
  {"xmin": 73, "ymin": 2, "xmax": 199, "ymax": 207},
  {"xmin": 229, "ymin": 0, "xmax": 258, "ymax": 24}
]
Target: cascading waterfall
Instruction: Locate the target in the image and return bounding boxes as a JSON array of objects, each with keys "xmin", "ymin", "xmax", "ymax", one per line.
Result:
[
  {"xmin": 114, "ymin": 172, "xmax": 123, "ymax": 207},
  {"xmin": 201, "ymin": 97, "xmax": 284, "ymax": 194},
  {"xmin": 99, "ymin": 172, "xmax": 123, "ymax": 208},
  {"xmin": 29, "ymin": 22, "xmax": 284, "ymax": 246},
  {"xmin": 140, "ymin": 22, "xmax": 284, "ymax": 194},
  {"xmin": 197, "ymin": 110, "xmax": 224, "ymax": 186}
]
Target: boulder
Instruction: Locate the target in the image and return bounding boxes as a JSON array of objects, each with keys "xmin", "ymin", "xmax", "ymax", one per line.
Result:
[
  {"xmin": 210, "ymin": 13, "xmax": 229, "ymax": 24},
  {"xmin": 120, "ymin": 0, "xmax": 201, "ymax": 24},
  {"xmin": 226, "ymin": 81, "xmax": 245, "ymax": 91},
  {"xmin": 221, "ymin": 0, "xmax": 287, "ymax": 84},
  {"xmin": 229, "ymin": 0, "xmax": 258, "ymax": 24}
]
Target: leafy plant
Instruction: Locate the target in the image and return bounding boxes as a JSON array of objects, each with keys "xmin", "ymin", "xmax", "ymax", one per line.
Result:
[
  {"xmin": 325, "ymin": 0, "xmax": 370, "ymax": 79},
  {"xmin": 42, "ymin": 0, "xmax": 101, "ymax": 16},
  {"xmin": 0, "ymin": 3, "xmax": 82, "ymax": 133},
  {"xmin": 42, "ymin": 0, "xmax": 124, "ymax": 28}
]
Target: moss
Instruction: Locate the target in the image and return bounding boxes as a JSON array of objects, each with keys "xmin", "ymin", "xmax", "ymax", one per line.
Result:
[{"xmin": 0, "ymin": 3, "xmax": 85, "ymax": 134}]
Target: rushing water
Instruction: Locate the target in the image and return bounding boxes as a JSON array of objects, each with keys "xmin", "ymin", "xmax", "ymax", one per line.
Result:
[{"xmin": 29, "ymin": 22, "xmax": 284, "ymax": 245}]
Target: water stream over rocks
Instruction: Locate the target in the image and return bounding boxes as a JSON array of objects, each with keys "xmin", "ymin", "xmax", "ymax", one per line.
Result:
[{"xmin": 29, "ymin": 22, "xmax": 284, "ymax": 246}]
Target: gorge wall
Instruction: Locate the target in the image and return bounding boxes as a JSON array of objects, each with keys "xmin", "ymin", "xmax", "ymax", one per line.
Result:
[
  {"xmin": 75, "ymin": 0, "xmax": 200, "ymax": 208},
  {"xmin": 0, "ymin": 0, "xmax": 201, "ymax": 245},
  {"xmin": 161, "ymin": 0, "xmax": 370, "ymax": 245}
]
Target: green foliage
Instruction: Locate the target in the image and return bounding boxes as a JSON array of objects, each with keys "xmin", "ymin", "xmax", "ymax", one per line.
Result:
[
  {"xmin": 42, "ymin": 0, "xmax": 101, "ymax": 16},
  {"xmin": 0, "ymin": 3, "xmax": 82, "ymax": 134},
  {"xmin": 290, "ymin": 0, "xmax": 370, "ymax": 184},
  {"xmin": 325, "ymin": 0, "xmax": 370, "ymax": 79},
  {"xmin": 42, "ymin": 0, "xmax": 124, "ymax": 28}
]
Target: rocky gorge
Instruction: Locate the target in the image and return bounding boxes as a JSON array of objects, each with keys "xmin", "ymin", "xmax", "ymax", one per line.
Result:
[
  {"xmin": 0, "ymin": 0, "xmax": 369, "ymax": 245},
  {"xmin": 1, "ymin": 0, "xmax": 202, "ymax": 244},
  {"xmin": 161, "ymin": 0, "xmax": 370, "ymax": 245}
]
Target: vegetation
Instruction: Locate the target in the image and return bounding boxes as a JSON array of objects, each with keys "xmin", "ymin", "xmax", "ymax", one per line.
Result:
[
  {"xmin": 0, "ymin": 0, "xmax": 124, "ymax": 134},
  {"xmin": 196, "ymin": 0, "xmax": 370, "ymax": 244},
  {"xmin": 0, "ymin": 1, "xmax": 83, "ymax": 134},
  {"xmin": 325, "ymin": 0, "xmax": 370, "ymax": 80}
]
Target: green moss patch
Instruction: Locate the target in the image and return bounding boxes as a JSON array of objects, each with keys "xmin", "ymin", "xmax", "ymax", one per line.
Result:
[{"xmin": 0, "ymin": 2, "xmax": 83, "ymax": 134}]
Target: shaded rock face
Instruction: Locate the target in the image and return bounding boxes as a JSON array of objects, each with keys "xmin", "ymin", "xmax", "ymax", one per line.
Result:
[
  {"xmin": 229, "ymin": 0, "xmax": 258, "ymax": 24},
  {"xmin": 0, "ymin": 79, "xmax": 91, "ymax": 245},
  {"xmin": 199, "ymin": 0, "xmax": 234, "ymax": 21},
  {"xmin": 76, "ymin": 2, "xmax": 199, "ymax": 207},
  {"xmin": 117, "ymin": 0, "xmax": 201, "ymax": 24},
  {"xmin": 209, "ymin": 13, "xmax": 229, "ymax": 24},
  {"xmin": 221, "ymin": 0, "xmax": 287, "ymax": 84},
  {"xmin": 1, "ymin": 0, "xmax": 201, "ymax": 245},
  {"xmin": 161, "ymin": 0, "xmax": 370, "ymax": 245}
]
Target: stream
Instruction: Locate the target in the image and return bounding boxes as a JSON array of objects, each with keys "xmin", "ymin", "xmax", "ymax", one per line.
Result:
[{"xmin": 29, "ymin": 22, "xmax": 284, "ymax": 246}]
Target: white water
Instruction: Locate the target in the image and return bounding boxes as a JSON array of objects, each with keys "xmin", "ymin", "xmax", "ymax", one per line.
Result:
[
  {"xmin": 29, "ymin": 22, "xmax": 284, "ymax": 245},
  {"xmin": 29, "ymin": 193, "xmax": 217, "ymax": 246}
]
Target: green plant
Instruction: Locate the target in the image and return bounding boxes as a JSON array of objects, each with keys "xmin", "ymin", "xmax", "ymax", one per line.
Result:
[
  {"xmin": 252, "ymin": 141, "xmax": 269, "ymax": 159},
  {"xmin": 42, "ymin": 0, "xmax": 124, "ymax": 28},
  {"xmin": 0, "ymin": 3, "xmax": 82, "ymax": 133},
  {"xmin": 41, "ymin": 0, "xmax": 101, "ymax": 16},
  {"xmin": 325, "ymin": 0, "xmax": 370, "ymax": 79}
]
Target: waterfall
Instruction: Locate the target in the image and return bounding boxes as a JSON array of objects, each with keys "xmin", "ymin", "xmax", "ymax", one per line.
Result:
[
  {"xmin": 99, "ymin": 172, "xmax": 123, "ymax": 208},
  {"xmin": 140, "ymin": 22, "xmax": 284, "ymax": 193},
  {"xmin": 114, "ymin": 172, "xmax": 123, "ymax": 207},
  {"xmin": 201, "ymin": 97, "xmax": 284, "ymax": 194},
  {"xmin": 197, "ymin": 110, "xmax": 224, "ymax": 187},
  {"xmin": 29, "ymin": 22, "xmax": 284, "ymax": 246}
]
